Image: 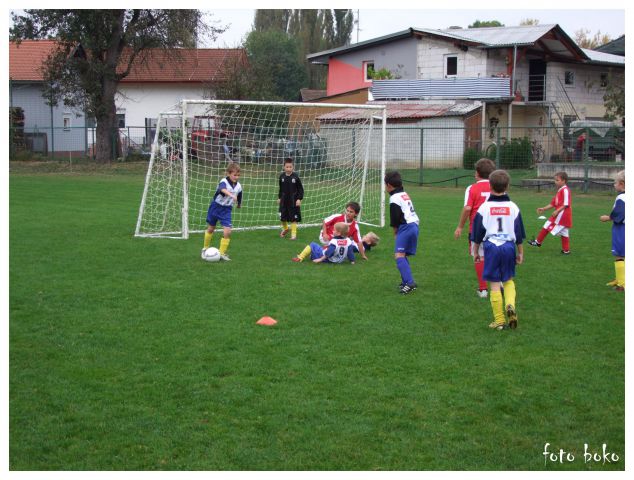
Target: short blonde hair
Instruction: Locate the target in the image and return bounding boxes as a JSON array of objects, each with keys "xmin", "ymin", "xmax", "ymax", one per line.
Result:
[
  {"xmin": 364, "ymin": 231, "xmax": 380, "ymax": 246},
  {"xmin": 226, "ymin": 162, "xmax": 241, "ymax": 174},
  {"xmin": 616, "ymin": 170, "xmax": 625, "ymax": 184},
  {"xmin": 334, "ymin": 222, "xmax": 349, "ymax": 237}
]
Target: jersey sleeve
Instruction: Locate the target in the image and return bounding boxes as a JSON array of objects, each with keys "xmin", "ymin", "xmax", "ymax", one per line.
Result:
[
  {"xmin": 514, "ymin": 211, "xmax": 526, "ymax": 244},
  {"xmin": 464, "ymin": 184, "xmax": 474, "ymax": 207},
  {"xmin": 278, "ymin": 174, "xmax": 283, "ymax": 199},
  {"xmin": 471, "ymin": 211, "xmax": 486, "ymax": 244},
  {"xmin": 611, "ymin": 198, "xmax": 625, "ymax": 224},
  {"xmin": 295, "ymin": 174, "xmax": 304, "ymax": 200},
  {"xmin": 323, "ymin": 244, "xmax": 336, "ymax": 258}
]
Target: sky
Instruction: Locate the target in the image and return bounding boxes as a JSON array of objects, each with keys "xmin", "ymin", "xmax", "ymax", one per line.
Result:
[{"xmin": 201, "ymin": 2, "xmax": 627, "ymax": 48}]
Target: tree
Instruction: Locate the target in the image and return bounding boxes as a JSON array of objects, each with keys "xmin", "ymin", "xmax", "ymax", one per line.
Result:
[
  {"xmin": 519, "ymin": 18, "xmax": 540, "ymax": 26},
  {"xmin": 574, "ymin": 29, "xmax": 612, "ymax": 49},
  {"xmin": 468, "ymin": 20, "xmax": 504, "ymax": 28},
  {"xmin": 243, "ymin": 29, "xmax": 307, "ymax": 101},
  {"xmin": 603, "ymin": 71, "xmax": 625, "ymax": 120},
  {"xmin": 10, "ymin": 9, "xmax": 224, "ymax": 162},
  {"xmin": 254, "ymin": 9, "xmax": 354, "ymax": 89}
]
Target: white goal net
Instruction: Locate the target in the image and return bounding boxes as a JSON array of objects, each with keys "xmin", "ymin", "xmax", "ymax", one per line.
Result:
[{"xmin": 135, "ymin": 100, "xmax": 386, "ymax": 239}]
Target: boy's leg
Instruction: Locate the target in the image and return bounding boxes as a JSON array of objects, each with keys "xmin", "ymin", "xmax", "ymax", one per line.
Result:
[
  {"xmin": 219, "ymin": 227, "xmax": 231, "ymax": 260},
  {"xmin": 203, "ymin": 227, "xmax": 214, "ymax": 249},
  {"xmin": 290, "ymin": 221, "xmax": 298, "ymax": 240},
  {"xmin": 293, "ymin": 244, "xmax": 312, "ymax": 262},
  {"xmin": 502, "ymin": 279, "xmax": 517, "ymax": 329},
  {"xmin": 396, "ymin": 255, "xmax": 416, "ymax": 293},
  {"xmin": 489, "ymin": 283, "xmax": 507, "ymax": 329},
  {"xmin": 535, "ymin": 228, "xmax": 548, "ymax": 244},
  {"xmin": 561, "ymin": 234, "xmax": 570, "ymax": 253},
  {"xmin": 615, "ymin": 258, "xmax": 625, "ymax": 289}
]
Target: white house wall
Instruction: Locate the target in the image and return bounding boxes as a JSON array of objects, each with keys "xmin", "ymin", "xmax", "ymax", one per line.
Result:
[
  {"xmin": 416, "ymin": 37, "xmax": 488, "ymax": 79},
  {"xmin": 116, "ymin": 83, "xmax": 209, "ymax": 128}
]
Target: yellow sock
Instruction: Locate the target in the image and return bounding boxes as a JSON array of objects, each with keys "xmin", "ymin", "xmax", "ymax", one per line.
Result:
[
  {"xmin": 281, "ymin": 221, "xmax": 288, "ymax": 230},
  {"xmin": 219, "ymin": 238, "xmax": 230, "ymax": 255},
  {"xmin": 615, "ymin": 260, "xmax": 625, "ymax": 287},
  {"xmin": 291, "ymin": 222, "xmax": 298, "ymax": 237},
  {"xmin": 490, "ymin": 290, "xmax": 506, "ymax": 325},
  {"xmin": 203, "ymin": 231, "xmax": 213, "ymax": 249},
  {"xmin": 297, "ymin": 245, "xmax": 311, "ymax": 261},
  {"xmin": 502, "ymin": 279, "xmax": 516, "ymax": 308}
]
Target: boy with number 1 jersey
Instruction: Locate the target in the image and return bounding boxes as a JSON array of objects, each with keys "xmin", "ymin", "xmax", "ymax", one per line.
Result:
[{"xmin": 472, "ymin": 170, "xmax": 526, "ymax": 330}]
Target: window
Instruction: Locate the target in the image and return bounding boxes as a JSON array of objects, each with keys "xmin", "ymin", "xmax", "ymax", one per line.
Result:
[
  {"xmin": 600, "ymin": 73, "xmax": 608, "ymax": 87},
  {"xmin": 564, "ymin": 70, "xmax": 575, "ymax": 86},
  {"xmin": 63, "ymin": 114, "xmax": 71, "ymax": 131},
  {"xmin": 446, "ymin": 56, "xmax": 458, "ymax": 77},
  {"xmin": 363, "ymin": 61, "xmax": 375, "ymax": 81},
  {"xmin": 116, "ymin": 112, "xmax": 126, "ymax": 128}
]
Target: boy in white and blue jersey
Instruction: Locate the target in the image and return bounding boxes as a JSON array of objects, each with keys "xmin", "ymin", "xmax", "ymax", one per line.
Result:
[
  {"xmin": 292, "ymin": 222, "xmax": 356, "ymax": 264},
  {"xmin": 472, "ymin": 170, "xmax": 525, "ymax": 330},
  {"xmin": 385, "ymin": 171, "xmax": 420, "ymax": 295},
  {"xmin": 600, "ymin": 170, "xmax": 625, "ymax": 291},
  {"xmin": 202, "ymin": 163, "xmax": 242, "ymax": 261}
]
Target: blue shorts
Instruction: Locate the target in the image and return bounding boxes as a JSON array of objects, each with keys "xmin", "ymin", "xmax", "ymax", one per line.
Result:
[
  {"xmin": 310, "ymin": 242, "xmax": 325, "ymax": 261},
  {"xmin": 394, "ymin": 223, "xmax": 419, "ymax": 256},
  {"xmin": 612, "ymin": 224, "xmax": 625, "ymax": 257},
  {"xmin": 206, "ymin": 203, "xmax": 232, "ymax": 228},
  {"xmin": 482, "ymin": 241, "xmax": 516, "ymax": 283}
]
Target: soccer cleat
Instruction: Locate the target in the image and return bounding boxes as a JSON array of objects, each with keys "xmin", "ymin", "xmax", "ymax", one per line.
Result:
[
  {"xmin": 280, "ymin": 228, "xmax": 289, "ymax": 238},
  {"xmin": 399, "ymin": 283, "xmax": 417, "ymax": 295},
  {"xmin": 219, "ymin": 254, "xmax": 231, "ymax": 261},
  {"xmin": 561, "ymin": 250, "xmax": 571, "ymax": 255},
  {"xmin": 506, "ymin": 304, "xmax": 517, "ymax": 330},
  {"xmin": 290, "ymin": 235, "xmax": 297, "ymax": 240},
  {"xmin": 477, "ymin": 289, "xmax": 488, "ymax": 298},
  {"xmin": 291, "ymin": 257, "xmax": 302, "ymax": 262},
  {"xmin": 613, "ymin": 285, "xmax": 625, "ymax": 292},
  {"xmin": 606, "ymin": 279, "xmax": 619, "ymax": 287},
  {"xmin": 527, "ymin": 239, "xmax": 541, "ymax": 247},
  {"xmin": 488, "ymin": 321, "xmax": 508, "ymax": 330}
]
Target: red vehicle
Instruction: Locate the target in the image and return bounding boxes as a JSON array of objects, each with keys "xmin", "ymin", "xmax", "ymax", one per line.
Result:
[{"xmin": 189, "ymin": 116, "xmax": 233, "ymax": 160}]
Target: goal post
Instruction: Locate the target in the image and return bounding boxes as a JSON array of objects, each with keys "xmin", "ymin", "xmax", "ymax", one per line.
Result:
[{"xmin": 135, "ymin": 100, "xmax": 387, "ymax": 239}]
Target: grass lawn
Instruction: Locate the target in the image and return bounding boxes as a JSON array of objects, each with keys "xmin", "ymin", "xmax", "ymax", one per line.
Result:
[{"xmin": 9, "ymin": 168, "xmax": 624, "ymax": 471}]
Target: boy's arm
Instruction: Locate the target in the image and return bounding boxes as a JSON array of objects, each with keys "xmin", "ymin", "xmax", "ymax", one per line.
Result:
[
  {"xmin": 347, "ymin": 246, "xmax": 356, "ymax": 264},
  {"xmin": 536, "ymin": 203, "xmax": 554, "ymax": 214},
  {"xmin": 236, "ymin": 190, "xmax": 242, "ymax": 208},
  {"xmin": 296, "ymin": 175, "xmax": 304, "ymax": 206},
  {"xmin": 516, "ymin": 244, "xmax": 524, "ymax": 264},
  {"xmin": 454, "ymin": 205, "xmax": 472, "ymax": 239}
]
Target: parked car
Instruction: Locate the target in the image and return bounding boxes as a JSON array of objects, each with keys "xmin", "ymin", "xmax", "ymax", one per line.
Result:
[{"xmin": 569, "ymin": 120, "xmax": 624, "ymax": 161}]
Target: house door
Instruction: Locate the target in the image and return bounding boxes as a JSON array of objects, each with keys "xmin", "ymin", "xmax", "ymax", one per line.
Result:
[{"xmin": 528, "ymin": 60, "xmax": 547, "ymax": 102}]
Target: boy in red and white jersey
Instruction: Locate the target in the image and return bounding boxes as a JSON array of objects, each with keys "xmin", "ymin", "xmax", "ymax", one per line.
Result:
[
  {"xmin": 454, "ymin": 158, "xmax": 495, "ymax": 298},
  {"xmin": 528, "ymin": 171, "xmax": 573, "ymax": 254},
  {"xmin": 319, "ymin": 202, "xmax": 367, "ymax": 259}
]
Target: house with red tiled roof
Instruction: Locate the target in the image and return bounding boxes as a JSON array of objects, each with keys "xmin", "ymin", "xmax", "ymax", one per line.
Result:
[{"xmin": 9, "ymin": 40, "xmax": 246, "ymax": 156}]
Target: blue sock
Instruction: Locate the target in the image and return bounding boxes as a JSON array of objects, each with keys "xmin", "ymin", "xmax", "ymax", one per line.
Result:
[{"xmin": 396, "ymin": 257, "xmax": 414, "ymax": 285}]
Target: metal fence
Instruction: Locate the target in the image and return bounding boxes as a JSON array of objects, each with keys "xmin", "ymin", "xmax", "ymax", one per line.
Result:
[{"xmin": 9, "ymin": 124, "xmax": 624, "ymax": 192}]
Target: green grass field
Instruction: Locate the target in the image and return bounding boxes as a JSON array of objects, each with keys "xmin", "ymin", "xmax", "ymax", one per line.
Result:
[{"xmin": 9, "ymin": 167, "xmax": 624, "ymax": 471}]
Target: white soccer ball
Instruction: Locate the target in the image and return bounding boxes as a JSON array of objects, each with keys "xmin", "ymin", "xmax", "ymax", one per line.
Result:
[{"xmin": 203, "ymin": 247, "xmax": 221, "ymax": 262}]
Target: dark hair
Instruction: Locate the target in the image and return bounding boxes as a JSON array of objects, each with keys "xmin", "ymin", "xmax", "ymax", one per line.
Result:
[
  {"xmin": 345, "ymin": 201, "xmax": 361, "ymax": 214},
  {"xmin": 284, "ymin": 157, "xmax": 294, "ymax": 165},
  {"xmin": 554, "ymin": 171, "xmax": 568, "ymax": 182},
  {"xmin": 489, "ymin": 169, "xmax": 510, "ymax": 194},
  {"xmin": 384, "ymin": 171, "xmax": 403, "ymax": 189},
  {"xmin": 475, "ymin": 158, "xmax": 496, "ymax": 179}
]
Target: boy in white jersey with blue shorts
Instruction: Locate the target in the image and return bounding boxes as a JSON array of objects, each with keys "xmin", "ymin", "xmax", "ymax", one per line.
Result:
[
  {"xmin": 202, "ymin": 162, "xmax": 242, "ymax": 261},
  {"xmin": 472, "ymin": 170, "xmax": 526, "ymax": 330},
  {"xmin": 292, "ymin": 222, "xmax": 356, "ymax": 264},
  {"xmin": 385, "ymin": 171, "xmax": 420, "ymax": 295}
]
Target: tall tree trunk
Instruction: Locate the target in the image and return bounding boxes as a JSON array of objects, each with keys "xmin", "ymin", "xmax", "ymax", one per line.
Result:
[{"xmin": 94, "ymin": 78, "xmax": 120, "ymax": 163}]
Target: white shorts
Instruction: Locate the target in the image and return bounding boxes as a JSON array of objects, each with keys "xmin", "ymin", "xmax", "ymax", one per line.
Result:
[
  {"xmin": 469, "ymin": 241, "xmax": 484, "ymax": 258},
  {"xmin": 543, "ymin": 220, "xmax": 569, "ymax": 238}
]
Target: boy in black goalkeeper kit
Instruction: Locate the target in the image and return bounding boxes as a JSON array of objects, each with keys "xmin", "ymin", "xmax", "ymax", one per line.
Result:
[{"xmin": 278, "ymin": 157, "xmax": 304, "ymax": 240}]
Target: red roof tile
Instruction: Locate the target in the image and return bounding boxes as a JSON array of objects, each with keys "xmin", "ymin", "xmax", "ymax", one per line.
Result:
[{"xmin": 9, "ymin": 40, "xmax": 246, "ymax": 83}]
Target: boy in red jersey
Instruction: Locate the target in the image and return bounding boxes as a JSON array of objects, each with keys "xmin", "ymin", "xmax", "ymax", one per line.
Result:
[
  {"xmin": 454, "ymin": 158, "xmax": 495, "ymax": 298},
  {"xmin": 528, "ymin": 172, "xmax": 573, "ymax": 254},
  {"xmin": 319, "ymin": 202, "xmax": 367, "ymax": 260}
]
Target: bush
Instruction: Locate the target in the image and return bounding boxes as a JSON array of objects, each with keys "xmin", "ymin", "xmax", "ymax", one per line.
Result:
[
  {"xmin": 463, "ymin": 147, "xmax": 481, "ymax": 170},
  {"xmin": 499, "ymin": 137, "xmax": 532, "ymax": 169}
]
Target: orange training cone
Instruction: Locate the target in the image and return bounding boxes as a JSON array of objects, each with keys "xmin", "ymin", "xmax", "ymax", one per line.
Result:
[{"xmin": 256, "ymin": 316, "xmax": 277, "ymax": 326}]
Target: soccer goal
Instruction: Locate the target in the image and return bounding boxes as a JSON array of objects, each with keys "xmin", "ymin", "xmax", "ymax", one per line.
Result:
[{"xmin": 135, "ymin": 100, "xmax": 387, "ymax": 239}]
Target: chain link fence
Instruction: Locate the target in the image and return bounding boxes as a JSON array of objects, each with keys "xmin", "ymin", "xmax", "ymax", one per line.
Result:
[{"xmin": 10, "ymin": 124, "xmax": 624, "ymax": 192}]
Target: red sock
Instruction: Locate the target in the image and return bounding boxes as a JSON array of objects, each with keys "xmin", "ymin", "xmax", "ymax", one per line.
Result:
[
  {"xmin": 475, "ymin": 260, "xmax": 487, "ymax": 290},
  {"xmin": 536, "ymin": 228, "xmax": 548, "ymax": 244},
  {"xmin": 561, "ymin": 236, "xmax": 570, "ymax": 251}
]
